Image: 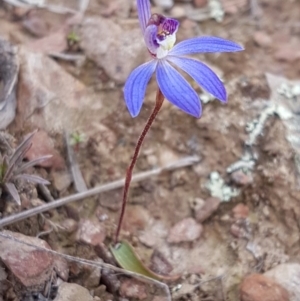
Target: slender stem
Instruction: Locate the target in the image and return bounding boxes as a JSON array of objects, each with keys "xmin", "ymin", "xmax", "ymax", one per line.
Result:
[{"xmin": 115, "ymin": 89, "xmax": 164, "ymax": 243}]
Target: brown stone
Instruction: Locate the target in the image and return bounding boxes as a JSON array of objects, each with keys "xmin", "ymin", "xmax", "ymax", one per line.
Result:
[
  {"xmin": 240, "ymin": 273, "xmax": 289, "ymax": 301},
  {"xmin": 193, "ymin": 0, "xmax": 207, "ymax": 8},
  {"xmin": 53, "ymin": 282, "xmax": 93, "ymax": 301},
  {"xmin": 232, "ymin": 203, "xmax": 249, "ymax": 219},
  {"xmin": 76, "ymin": 220, "xmax": 106, "ymax": 246},
  {"xmin": 231, "ymin": 170, "xmax": 253, "ymax": 186},
  {"xmin": 253, "ymin": 31, "xmax": 272, "ymax": 48},
  {"xmin": 0, "ymin": 230, "xmax": 54, "ymax": 289},
  {"xmin": 24, "ymin": 130, "xmax": 65, "ymax": 170},
  {"xmin": 119, "ymin": 279, "xmax": 147, "ymax": 300},
  {"xmin": 167, "ymin": 218, "xmax": 202, "ymax": 243},
  {"xmin": 194, "ymin": 197, "xmax": 221, "ymax": 223}
]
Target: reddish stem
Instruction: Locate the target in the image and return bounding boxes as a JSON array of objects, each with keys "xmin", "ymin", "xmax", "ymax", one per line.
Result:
[{"xmin": 115, "ymin": 89, "xmax": 164, "ymax": 243}]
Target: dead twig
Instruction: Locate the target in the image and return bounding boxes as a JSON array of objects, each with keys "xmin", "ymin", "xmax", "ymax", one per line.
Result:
[{"xmin": 0, "ymin": 156, "xmax": 200, "ymax": 228}]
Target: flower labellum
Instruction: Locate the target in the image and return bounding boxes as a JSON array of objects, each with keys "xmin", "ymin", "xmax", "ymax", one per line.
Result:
[{"xmin": 124, "ymin": 0, "xmax": 244, "ymax": 118}]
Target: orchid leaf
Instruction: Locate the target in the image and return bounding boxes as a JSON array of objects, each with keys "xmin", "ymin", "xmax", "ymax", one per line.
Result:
[{"xmin": 110, "ymin": 240, "xmax": 180, "ymax": 282}]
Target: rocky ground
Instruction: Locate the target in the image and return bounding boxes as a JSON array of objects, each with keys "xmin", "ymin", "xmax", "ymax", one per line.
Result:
[{"xmin": 0, "ymin": 0, "xmax": 300, "ymax": 300}]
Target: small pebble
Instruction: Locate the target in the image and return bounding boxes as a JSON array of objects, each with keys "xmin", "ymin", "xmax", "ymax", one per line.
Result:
[
  {"xmin": 119, "ymin": 279, "xmax": 147, "ymax": 300},
  {"xmin": 167, "ymin": 218, "xmax": 202, "ymax": 243},
  {"xmin": 76, "ymin": 219, "xmax": 106, "ymax": 246},
  {"xmin": 194, "ymin": 197, "xmax": 221, "ymax": 223},
  {"xmin": 240, "ymin": 273, "xmax": 289, "ymax": 301},
  {"xmin": 232, "ymin": 203, "xmax": 249, "ymax": 219},
  {"xmin": 253, "ymin": 31, "xmax": 272, "ymax": 48},
  {"xmin": 265, "ymin": 263, "xmax": 300, "ymax": 301}
]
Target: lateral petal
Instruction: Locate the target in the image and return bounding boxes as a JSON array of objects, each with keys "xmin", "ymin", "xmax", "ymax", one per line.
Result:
[
  {"xmin": 169, "ymin": 36, "xmax": 244, "ymax": 56},
  {"xmin": 124, "ymin": 60, "xmax": 157, "ymax": 117},
  {"xmin": 156, "ymin": 61, "xmax": 202, "ymax": 118}
]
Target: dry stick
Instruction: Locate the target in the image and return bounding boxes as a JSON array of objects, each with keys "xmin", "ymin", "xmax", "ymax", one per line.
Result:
[
  {"xmin": 115, "ymin": 89, "xmax": 164, "ymax": 243},
  {"xmin": 0, "ymin": 155, "xmax": 200, "ymax": 228},
  {"xmin": 0, "ymin": 231, "xmax": 172, "ymax": 301}
]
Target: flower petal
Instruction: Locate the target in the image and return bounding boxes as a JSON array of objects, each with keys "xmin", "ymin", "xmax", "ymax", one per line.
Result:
[
  {"xmin": 169, "ymin": 36, "xmax": 244, "ymax": 56},
  {"xmin": 124, "ymin": 60, "xmax": 157, "ymax": 117},
  {"xmin": 167, "ymin": 56, "xmax": 226, "ymax": 101},
  {"xmin": 137, "ymin": 0, "xmax": 151, "ymax": 33},
  {"xmin": 156, "ymin": 61, "xmax": 201, "ymax": 117}
]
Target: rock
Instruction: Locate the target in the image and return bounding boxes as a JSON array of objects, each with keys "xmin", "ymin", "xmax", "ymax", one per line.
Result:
[
  {"xmin": 138, "ymin": 221, "xmax": 168, "ymax": 248},
  {"xmin": 60, "ymin": 218, "xmax": 78, "ymax": 233},
  {"xmin": 265, "ymin": 263, "xmax": 300, "ymax": 301},
  {"xmin": 158, "ymin": 147, "xmax": 180, "ymax": 167},
  {"xmin": 24, "ymin": 14, "xmax": 81, "ymax": 54},
  {"xmin": 150, "ymin": 249, "xmax": 173, "ymax": 276},
  {"xmin": 232, "ymin": 203, "xmax": 249, "ymax": 219},
  {"xmin": 52, "ymin": 171, "xmax": 72, "ymax": 192},
  {"xmin": 153, "ymin": 0, "xmax": 174, "ymax": 9},
  {"xmin": 253, "ymin": 31, "xmax": 272, "ymax": 48},
  {"xmin": 53, "ymin": 282, "xmax": 93, "ymax": 301},
  {"xmin": 194, "ymin": 197, "xmax": 221, "ymax": 223},
  {"xmin": 76, "ymin": 219, "xmax": 106, "ymax": 246},
  {"xmin": 0, "ymin": 264, "xmax": 7, "ymax": 282},
  {"xmin": 274, "ymin": 45, "xmax": 300, "ymax": 62},
  {"xmin": 14, "ymin": 47, "xmax": 104, "ymax": 133},
  {"xmin": 240, "ymin": 273, "xmax": 289, "ymax": 301},
  {"xmin": 167, "ymin": 218, "xmax": 203, "ymax": 243},
  {"xmin": 54, "ymin": 256, "xmax": 69, "ymax": 282},
  {"xmin": 94, "ymin": 285, "xmax": 114, "ymax": 300},
  {"xmin": 0, "ymin": 38, "xmax": 18, "ymax": 129},
  {"xmin": 123, "ymin": 205, "xmax": 153, "ymax": 233},
  {"xmin": 193, "ymin": 0, "xmax": 208, "ymax": 8},
  {"xmin": 230, "ymin": 170, "xmax": 253, "ymax": 185},
  {"xmin": 139, "ymin": 231, "xmax": 158, "ymax": 248},
  {"xmin": 230, "ymin": 221, "xmax": 249, "ymax": 238},
  {"xmin": 0, "ymin": 230, "xmax": 54, "ymax": 290},
  {"xmin": 119, "ymin": 279, "xmax": 147, "ymax": 300},
  {"xmin": 22, "ymin": 13, "xmax": 49, "ymax": 37},
  {"xmin": 169, "ymin": 5, "xmax": 186, "ymax": 18},
  {"xmin": 83, "ymin": 259, "xmax": 102, "ymax": 289},
  {"xmin": 24, "ymin": 130, "xmax": 65, "ymax": 170},
  {"xmin": 80, "ymin": 17, "xmax": 146, "ymax": 84},
  {"xmin": 221, "ymin": 0, "xmax": 247, "ymax": 15}
]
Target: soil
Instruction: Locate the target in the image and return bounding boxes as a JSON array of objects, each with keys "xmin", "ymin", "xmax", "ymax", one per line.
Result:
[{"xmin": 0, "ymin": 0, "xmax": 300, "ymax": 300}]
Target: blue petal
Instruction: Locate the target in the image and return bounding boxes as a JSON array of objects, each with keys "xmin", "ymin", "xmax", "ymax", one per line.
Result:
[
  {"xmin": 156, "ymin": 61, "xmax": 202, "ymax": 118},
  {"xmin": 167, "ymin": 56, "xmax": 226, "ymax": 102},
  {"xmin": 169, "ymin": 36, "xmax": 244, "ymax": 56},
  {"xmin": 124, "ymin": 60, "xmax": 157, "ymax": 117},
  {"xmin": 137, "ymin": 0, "xmax": 151, "ymax": 33}
]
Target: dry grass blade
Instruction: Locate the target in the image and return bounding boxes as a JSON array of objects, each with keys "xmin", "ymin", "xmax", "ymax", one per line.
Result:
[
  {"xmin": 15, "ymin": 155, "xmax": 52, "ymax": 174},
  {"xmin": 4, "ymin": 182, "xmax": 20, "ymax": 205},
  {"xmin": 15, "ymin": 174, "xmax": 50, "ymax": 185},
  {"xmin": 64, "ymin": 131, "xmax": 87, "ymax": 192},
  {"xmin": 3, "ymin": 131, "xmax": 36, "ymax": 182}
]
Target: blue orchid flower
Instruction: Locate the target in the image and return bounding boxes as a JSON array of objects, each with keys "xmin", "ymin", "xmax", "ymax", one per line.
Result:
[{"xmin": 124, "ymin": 0, "xmax": 244, "ymax": 118}]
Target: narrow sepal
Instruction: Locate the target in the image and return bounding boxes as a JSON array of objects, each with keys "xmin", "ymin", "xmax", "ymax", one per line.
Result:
[
  {"xmin": 137, "ymin": 0, "xmax": 151, "ymax": 33},
  {"xmin": 167, "ymin": 56, "xmax": 227, "ymax": 101}
]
